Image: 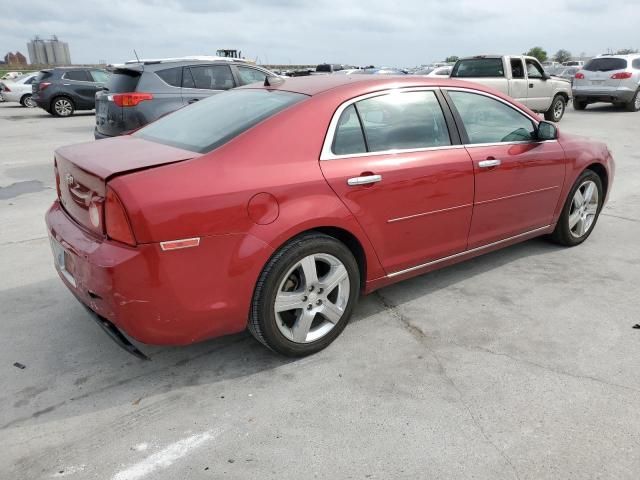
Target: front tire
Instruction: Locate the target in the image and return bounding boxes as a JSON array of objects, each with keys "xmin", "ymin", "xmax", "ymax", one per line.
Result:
[
  {"xmin": 545, "ymin": 95, "xmax": 566, "ymax": 122},
  {"xmin": 248, "ymin": 232, "xmax": 360, "ymax": 357},
  {"xmin": 551, "ymin": 170, "xmax": 603, "ymax": 246},
  {"xmin": 51, "ymin": 96, "xmax": 75, "ymax": 117},
  {"xmin": 625, "ymin": 89, "xmax": 640, "ymax": 112}
]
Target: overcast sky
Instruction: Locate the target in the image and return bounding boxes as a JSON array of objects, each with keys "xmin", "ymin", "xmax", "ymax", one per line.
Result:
[{"xmin": 1, "ymin": 0, "xmax": 638, "ymax": 66}]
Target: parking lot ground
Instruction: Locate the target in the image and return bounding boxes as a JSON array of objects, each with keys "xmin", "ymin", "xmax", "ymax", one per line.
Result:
[{"xmin": 1, "ymin": 102, "xmax": 639, "ymax": 479}]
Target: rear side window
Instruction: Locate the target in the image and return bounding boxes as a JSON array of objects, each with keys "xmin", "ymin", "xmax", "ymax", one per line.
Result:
[
  {"xmin": 134, "ymin": 89, "xmax": 306, "ymax": 153},
  {"xmin": 451, "ymin": 59, "xmax": 504, "ymax": 77},
  {"xmin": 332, "ymin": 91, "xmax": 451, "ymax": 155},
  {"xmin": 63, "ymin": 70, "xmax": 90, "ymax": 81},
  {"xmin": 584, "ymin": 58, "xmax": 628, "ymax": 72},
  {"xmin": 448, "ymin": 91, "xmax": 535, "ymax": 144},
  {"xmin": 633, "ymin": 58, "xmax": 640, "ymax": 69},
  {"xmin": 316, "ymin": 64, "xmax": 331, "ymax": 72},
  {"xmin": 510, "ymin": 59, "xmax": 525, "ymax": 79},
  {"xmin": 156, "ymin": 67, "xmax": 182, "ymax": 87},
  {"xmin": 36, "ymin": 71, "xmax": 52, "ymax": 82},
  {"xmin": 332, "ymin": 105, "xmax": 366, "ymax": 155},
  {"xmin": 105, "ymin": 69, "xmax": 141, "ymax": 93},
  {"xmin": 187, "ymin": 65, "xmax": 235, "ymax": 90}
]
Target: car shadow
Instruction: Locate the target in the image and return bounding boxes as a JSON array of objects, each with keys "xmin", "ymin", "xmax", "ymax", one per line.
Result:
[{"xmin": 1, "ymin": 236, "xmax": 562, "ymax": 430}]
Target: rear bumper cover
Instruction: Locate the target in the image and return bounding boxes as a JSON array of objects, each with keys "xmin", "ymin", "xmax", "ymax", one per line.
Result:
[
  {"xmin": 46, "ymin": 201, "xmax": 273, "ymax": 345},
  {"xmin": 572, "ymin": 85, "xmax": 637, "ymax": 103}
]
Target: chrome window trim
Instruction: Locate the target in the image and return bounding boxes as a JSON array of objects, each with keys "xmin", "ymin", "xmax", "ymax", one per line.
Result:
[
  {"xmin": 320, "ymin": 85, "xmax": 555, "ymax": 161},
  {"xmin": 320, "ymin": 86, "xmax": 455, "ymax": 161}
]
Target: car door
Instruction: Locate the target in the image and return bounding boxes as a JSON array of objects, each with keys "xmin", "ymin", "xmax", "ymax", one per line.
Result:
[
  {"xmin": 445, "ymin": 89, "xmax": 566, "ymax": 248},
  {"xmin": 61, "ymin": 70, "xmax": 96, "ymax": 107},
  {"xmin": 181, "ymin": 64, "xmax": 236, "ymax": 105},
  {"xmin": 525, "ymin": 58, "xmax": 553, "ymax": 111},
  {"xmin": 508, "ymin": 57, "xmax": 529, "ymax": 105},
  {"xmin": 320, "ymin": 89, "xmax": 475, "ymax": 274}
]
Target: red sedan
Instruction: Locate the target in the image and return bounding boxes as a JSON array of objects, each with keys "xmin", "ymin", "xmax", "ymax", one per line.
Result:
[{"xmin": 46, "ymin": 75, "xmax": 614, "ymax": 357}]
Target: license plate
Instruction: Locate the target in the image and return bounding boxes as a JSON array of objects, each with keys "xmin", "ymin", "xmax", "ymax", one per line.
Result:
[
  {"xmin": 50, "ymin": 237, "xmax": 76, "ymax": 287},
  {"xmin": 591, "ymin": 80, "xmax": 605, "ymax": 85}
]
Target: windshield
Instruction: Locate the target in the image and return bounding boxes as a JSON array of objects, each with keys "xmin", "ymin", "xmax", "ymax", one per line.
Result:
[
  {"xmin": 584, "ymin": 58, "xmax": 628, "ymax": 72},
  {"xmin": 451, "ymin": 58, "xmax": 504, "ymax": 77},
  {"xmin": 134, "ymin": 89, "xmax": 307, "ymax": 153}
]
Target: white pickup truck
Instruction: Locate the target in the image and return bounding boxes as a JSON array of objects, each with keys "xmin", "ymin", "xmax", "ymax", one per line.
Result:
[{"xmin": 450, "ymin": 55, "xmax": 572, "ymax": 122}]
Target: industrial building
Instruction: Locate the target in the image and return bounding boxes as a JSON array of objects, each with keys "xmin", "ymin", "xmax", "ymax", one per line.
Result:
[{"xmin": 26, "ymin": 36, "xmax": 71, "ymax": 65}]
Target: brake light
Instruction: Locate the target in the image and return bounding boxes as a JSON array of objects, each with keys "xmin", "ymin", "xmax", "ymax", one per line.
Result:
[
  {"xmin": 105, "ymin": 187, "xmax": 136, "ymax": 246},
  {"xmin": 54, "ymin": 161, "xmax": 61, "ymax": 199},
  {"xmin": 40, "ymin": 82, "xmax": 51, "ymax": 91},
  {"xmin": 3, "ymin": 85, "xmax": 10, "ymax": 92},
  {"xmin": 574, "ymin": 72, "xmax": 585, "ymax": 79},
  {"xmin": 111, "ymin": 92, "xmax": 153, "ymax": 107},
  {"xmin": 611, "ymin": 72, "xmax": 632, "ymax": 79}
]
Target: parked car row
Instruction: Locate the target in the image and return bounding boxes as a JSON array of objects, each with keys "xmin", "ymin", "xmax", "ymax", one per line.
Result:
[{"xmin": 0, "ymin": 72, "xmax": 38, "ymax": 107}]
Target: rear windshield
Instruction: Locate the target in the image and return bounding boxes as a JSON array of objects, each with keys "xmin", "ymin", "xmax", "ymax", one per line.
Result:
[
  {"xmin": 451, "ymin": 58, "xmax": 505, "ymax": 78},
  {"xmin": 134, "ymin": 89, "xmax": 307, "ymax": 153},
  {"xmin": 105, "ymin": 69, "xmax": 141, "ymax": 92},
  {"xmin": 584, "ymin": 58, "xmax": 628, "ymax": 72}
]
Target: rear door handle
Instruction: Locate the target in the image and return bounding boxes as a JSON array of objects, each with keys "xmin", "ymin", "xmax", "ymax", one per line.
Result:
[
  {"xmin": 347, "ymin": 174, "xmax": 382, "ymax": 186},
  {"xmin": 478, "ymin": 159, "xmax": 501, "ymax": 168}
]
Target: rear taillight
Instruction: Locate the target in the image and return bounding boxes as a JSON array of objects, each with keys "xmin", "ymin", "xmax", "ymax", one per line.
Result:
[
  {"xmin": 110, "ymin": 92, "xmax": 153, "ymax": 107},
  {"xmin": 574, "ymin": 72, "xmax": 585, "ymax": 79},
  {"xmin": 40, "ymin": 82, "xmax": 51, "ymax": 91},
  {"xmin": 54, "ymin": 161, "xmax": 61, "ymax": 199},
  {"xmin": 88, "ymin": 199, "xmax": 103, "ymax": 230},
  {"xmin": 611, "ymin": 72, "xmax": 632, "ymax": 79},
  {"xmin": 3, "ymin": 85, "xmax": 10, "ymax": 92},
  {"xmin": 105, "ymin": 187, "xmax": 136, "ymax": 246}
]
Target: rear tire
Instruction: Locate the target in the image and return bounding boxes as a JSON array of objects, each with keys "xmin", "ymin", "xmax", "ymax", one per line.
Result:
[
  {"xmin": 624, "ymin": 89, "xmax": 640, "ymax": 112},
  {"xmin": 51, "ymin": 96, "xmax": 75, "ymax": 117},
  {"xmin": 573, "ymin": 99, "xmax": 587, "ymax": 111},
  {"xmin": 248, "ymin": 232, "xmax": 360, "ymax": 357},
  {"xmin": 551, "ymin": 170, "xmax": 603, "ymax": 247},
  {"xmin": 20, "ymin": 94, "xmax": 36, "ymax": 108},
  {"xmin": 544, "ymin": 95, "xmax": 566, "ymax": 122}
]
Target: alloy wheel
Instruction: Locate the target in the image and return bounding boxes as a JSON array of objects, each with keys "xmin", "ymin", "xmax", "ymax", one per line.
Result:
[
  {"xmin": 553, "ymin": 99, "xmax": 564, "ymax": 121},
  {"xmin": 24, "ymin": 95, "xmax": 36, "ymax": 108},
  {"xmin": 635, "ymin": 92, "xmax": 640, "ymax": 111},
  {"xmin": 54, "ymin": 98, "xmax": 73, "ymax": 116},
  {"xmin": 274, "ymin": 253, "xmax": 350, "ymax": 343},
  {"xmin": 569, "ymin": 180, "xmax": 599, "ymax": 238}
]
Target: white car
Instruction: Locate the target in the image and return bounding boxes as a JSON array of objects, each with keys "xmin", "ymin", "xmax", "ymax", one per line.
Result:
[
  {"xmin": 426, "ymin": 66, "xmax": 452, "ymax": 77},
  {"xmin": 0, "ymin": 72, "xmax": 38, "ymax": 107}
]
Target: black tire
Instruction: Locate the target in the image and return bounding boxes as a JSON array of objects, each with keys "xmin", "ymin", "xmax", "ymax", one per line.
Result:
[
  {"xmin": 248, "ymin": 232, "xmax": 360, "ymax": 357},
  {"xmin": 544, "ymin": 95, "xmax": 566, "ymax": 122},
  {"xmin": 573, "ymin": 99, "xmax": 587, "ymax": 111},
  {"xmin": 551, "ymin": 170, "xmax": 604, "ymax": 247},
  {"xmin": 20, "ymin": 94, "xmax": 36, "ymax": 108},
  {"xmin": 624, "ymin": 89, "xmax": 640, "ymax": 112},
  {"xmin": 51, "ymin": 96, "xmax": 75, "ymax": 117}
]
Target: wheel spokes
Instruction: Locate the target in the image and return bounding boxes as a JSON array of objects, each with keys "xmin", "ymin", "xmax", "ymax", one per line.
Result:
[
  {"xmin": 299, "ymin": 255, "xmax": 318, "ymax": 287},
  {"xmin": 291, "ymin": 309, "xmax": 316, "ymax": 342},
  {"xmin": 573, "ymin": 189, "xmax": 584, "ymax": 207},
  {"xmin": 320, "ymin": 301, "xmax": 344, "ymax": 324},
  {"xmin": 321, "ymin": 264, "xmax": 348, "ymax": 295},
  {"xmin": 583, "ymin": 183, "xmax": 595, "ymax": 204},
  {"xmin": 569, "ymin": 210, "xmax": 581, "ymax": 229},
  {"xmin": 274, "ymin": 292, "xmax": 306, "ymax": 313}
]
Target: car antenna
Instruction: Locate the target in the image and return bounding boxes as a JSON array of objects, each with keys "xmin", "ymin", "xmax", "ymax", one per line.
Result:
[{"xmin": 134, "ymin": 49, "xmax": 144, "ymax": 71}]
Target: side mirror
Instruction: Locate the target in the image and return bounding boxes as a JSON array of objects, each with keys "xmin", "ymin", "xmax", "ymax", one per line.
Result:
[
  {"xmin": 542, "ymin": 72, "xmax": 551, "ymax": 80},
  {"xmin": 537, "ymin": 121, "xmax": 558, "ymax": 140}
]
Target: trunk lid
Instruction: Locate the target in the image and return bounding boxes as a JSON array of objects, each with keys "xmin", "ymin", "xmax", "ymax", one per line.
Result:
[{"xmin": 55, "ymin": 136, "xmax": 200, "ymax": 233}]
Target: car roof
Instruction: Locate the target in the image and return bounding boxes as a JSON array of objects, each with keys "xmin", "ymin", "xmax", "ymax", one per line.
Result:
[{"xmin": 239, "ymin": 74, "xmax": 533, "ymax": 104}]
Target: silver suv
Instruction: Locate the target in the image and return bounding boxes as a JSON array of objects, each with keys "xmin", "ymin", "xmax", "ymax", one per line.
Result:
[{"xmin": 572, "ymin": 54, "xmax": 640, "ymax": 111}]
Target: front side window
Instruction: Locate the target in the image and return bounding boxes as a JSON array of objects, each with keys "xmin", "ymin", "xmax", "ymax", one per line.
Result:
[
  {"xmin": 237, "ymin": 66, "xmax": 269, "ymax": 85},
  {"xmin": 525, "ymin": 59, "xmax": 544, "ymax": 79},
  {"xmin": 134, "ymin": 89, "xmax": 306, "ymax": 153},
  {"xmin": 451, "ymin": 59, "xmax": 504, "ymax": 78},
  {"xmin": 63, "ymin": 70, "xmax": 89, "ymax": 81},
  {"xmin": 448, "ymin": 91, "xmax": 536, "ymax": 144},
  {"xmin": 90, "ymin": 70, "xmax": 109, "ymax": 83},
  {"xmin": 187, "ymin": 65, "xmax": 235, "ymax": 90}
]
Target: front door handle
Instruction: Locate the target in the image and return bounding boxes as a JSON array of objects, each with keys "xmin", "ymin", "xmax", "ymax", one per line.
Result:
[
  {"xmin": 478, "ymin": 159, "xmax": 501, "ymax": 168},
  {"xmin": 347, "ymin": 174, "xmax": 382, "ymax": 186},
  {"xmin": 529, "ymin": 83, "xmax": 534, "ymax": 88}
]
